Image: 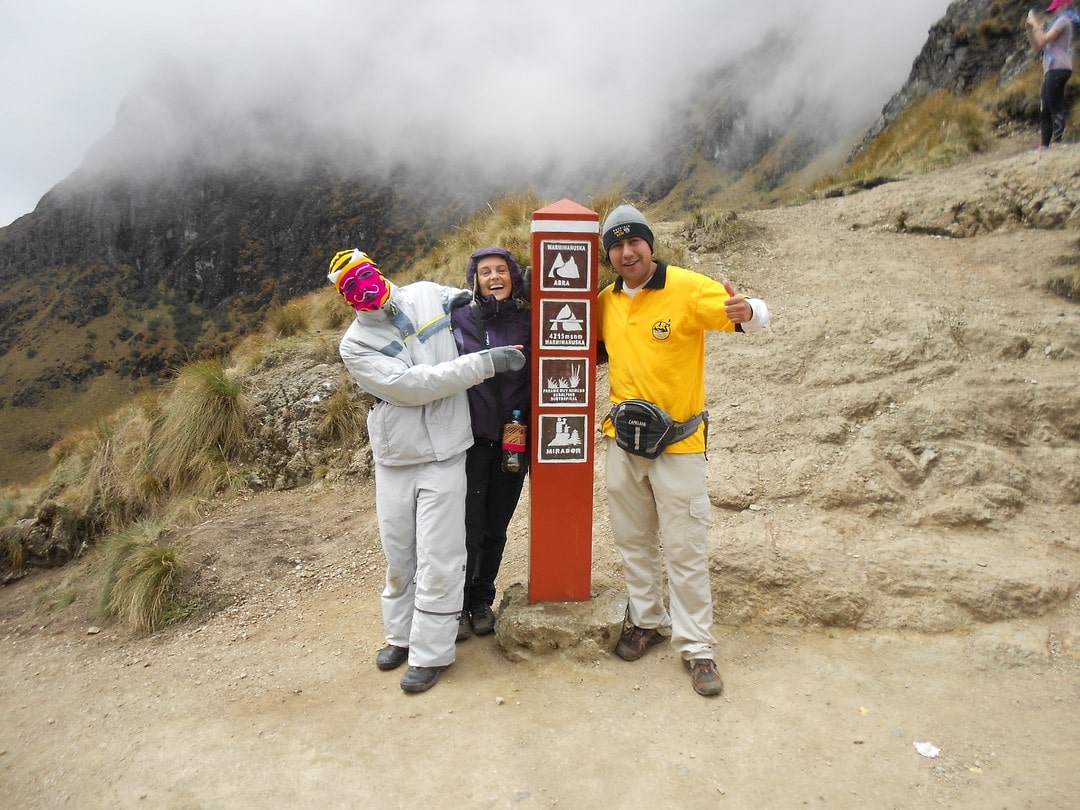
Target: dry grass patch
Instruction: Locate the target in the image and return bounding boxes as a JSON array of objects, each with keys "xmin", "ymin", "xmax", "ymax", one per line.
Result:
[
  {"xmin": 53, "ymin": 401, "xmax": 165, "ymax": 529},
  {"xmin": 314, "ymin": 286, "xmax": 353, "ymax": 331},
  {"xmin": 315, "ymin": 378, "xmax": 372, "ymax": 445},
  {"xmin": 97, "ymin": 522, "xmax": 188, "ymax": 633},
  {"xmin": 152, "ymin": 359, "xmax": 251, "ymax": 494},
  {"xmin": 267, "ymin": 300, "xmax": 311, "ymax": 338},
  {"xmin": 404, "ymin": 192, "xmax": 541, "ymax": 287},
  {"xmin": 679, "ymin": 209, "xmax": 757, "ymax": 252},
  {"xmin": 820, "ymin": 91, "xmax": 992, "ymax": 192}
]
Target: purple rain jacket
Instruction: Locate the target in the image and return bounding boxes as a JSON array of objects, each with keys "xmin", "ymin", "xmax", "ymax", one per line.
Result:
[{"xmin": 451, "ymin": 247, "xmax": 532, "ymax": 444}]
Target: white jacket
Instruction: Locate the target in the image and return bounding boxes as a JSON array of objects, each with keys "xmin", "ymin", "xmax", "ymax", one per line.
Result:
[{"xmin": 339, "ymin": 280, "xmax": 496, "ymax": 466}]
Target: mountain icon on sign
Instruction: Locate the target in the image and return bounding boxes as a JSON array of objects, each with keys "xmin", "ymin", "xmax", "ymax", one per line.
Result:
[
  {"xmin": 548, "ymin": 253, "xmax": 581, "ymax": 280},
  {"xmin": 552, "ymin": 304, "xmax": 583, "ymax": 332}
]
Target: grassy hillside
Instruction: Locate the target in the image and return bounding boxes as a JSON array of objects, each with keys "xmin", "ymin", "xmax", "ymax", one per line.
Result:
[{"xmin": 2, "ymin": 43, "xmax": 1076, "ymax": 497}]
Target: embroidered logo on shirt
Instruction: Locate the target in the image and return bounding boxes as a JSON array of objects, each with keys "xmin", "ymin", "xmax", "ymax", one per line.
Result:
[{"xmin": 652, "ymin": 319, "xmax": 671, "ymax": 341}]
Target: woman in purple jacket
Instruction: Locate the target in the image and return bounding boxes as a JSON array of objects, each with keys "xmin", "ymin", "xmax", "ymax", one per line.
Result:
[{"xmin": 451, "ymin": 247, "xmax": 532, "ymax": 639}]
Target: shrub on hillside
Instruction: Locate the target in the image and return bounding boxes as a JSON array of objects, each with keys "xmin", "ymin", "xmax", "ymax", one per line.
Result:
[
  {"xmin": 826, "ymin": 91, "xmax": 991, "ymax": 189},
  {"xmin": 680, "ymin": 209, "xmax": 756, "ymax": 252},
  {"xmin": 53, "ymin": 402, "xmax": 165, "ymax": 530},
  {"xmin": 97, "ymin": 522, "xmax": 187, "ymax": 633},
  {"xmin": 152, "ymin": 359, "xmax": 251, "ymax": 494},
  {"xmin": 267, "ymin": 301, "xmax": 311, "ymax": 338},
  {"xmin": 315, "ymin": 382, "xmax": 371, "ymax": 445}
]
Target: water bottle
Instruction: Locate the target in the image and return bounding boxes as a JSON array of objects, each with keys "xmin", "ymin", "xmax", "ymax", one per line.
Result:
[{"xmin": 501, "ymin": 409, "xmax": 526, "ymax": 473}]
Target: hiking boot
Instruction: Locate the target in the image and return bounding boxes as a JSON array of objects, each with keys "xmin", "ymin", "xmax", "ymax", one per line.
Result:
[
  {"xmin": 375, "ymin": 644, "xmax": 408, "ymax": 671},
  {"xmin": 615, "ymin": 624, "xmax": 665, "ymax": 661},
  {"xmin": 456, "ymin": 611, "xmax": 472, "ymax": 642},
  {"xmin": 400, "ymin": 665, "xmax": 446, "ymax": 693},
  {"xmin": 685, "ymin": 658, "xmax": 724, "ymax": 697},
  {"xmin": 471, "ymin": 603, "xmax": 496, "ymax": 635}
]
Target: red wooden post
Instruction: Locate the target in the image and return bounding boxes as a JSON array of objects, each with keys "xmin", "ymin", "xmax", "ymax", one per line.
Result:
[{"xmin": 528, "ymin": 199, "xmax": 598, "ymax": 602}]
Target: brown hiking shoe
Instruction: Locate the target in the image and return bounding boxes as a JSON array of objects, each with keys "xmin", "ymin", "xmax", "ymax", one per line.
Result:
[
  {"xmin": 615, "ymin": 624, "xmax": 665, "ymax": 661},
  {"xmin": 685, "ymin": 658, "xmax": 724, "ymax": 697}
]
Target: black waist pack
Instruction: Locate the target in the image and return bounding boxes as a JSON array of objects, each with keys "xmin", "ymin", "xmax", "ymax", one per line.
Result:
[{"xmin": 608, "ymin": 399, "xmax": 708, "ymax": 459}]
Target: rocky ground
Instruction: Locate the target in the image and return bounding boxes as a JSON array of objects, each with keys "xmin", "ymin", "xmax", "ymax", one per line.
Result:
[{"xmin": 1, "ymin": 137, "xmax": 1078, "ymax": 808}]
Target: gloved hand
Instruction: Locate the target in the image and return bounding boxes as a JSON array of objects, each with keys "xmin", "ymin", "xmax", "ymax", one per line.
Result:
[{"xmin": 488, "ymin": 346, "xmax": 526, "ymax": 373}]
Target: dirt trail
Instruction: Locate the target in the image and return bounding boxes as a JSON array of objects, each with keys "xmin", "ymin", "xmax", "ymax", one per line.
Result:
[{"xmin": 2, "ymin": 141, "xmax": 1079, "ymax": 808}]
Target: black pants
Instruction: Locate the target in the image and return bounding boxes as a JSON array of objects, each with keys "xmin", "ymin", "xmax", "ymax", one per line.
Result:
[
  {"xmin": 1041, "ymin": 68, "xmax": 1072, "ymax": 147},
  {"xmin": 462, "ymin": 440, "xmax": 527, "ymax": 610}
]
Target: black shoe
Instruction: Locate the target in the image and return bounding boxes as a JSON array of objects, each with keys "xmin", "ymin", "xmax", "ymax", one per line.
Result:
[
  {"xmin": 400, "ymin": 665, "xmax": 446, "ymax": 693},
  {"xmin": 471, "ymin": 603, "xmax": 496, "ymax": 635},
  {"xmin": 615, "ymin": 624, "xmax": 665, "ymax": 661},
  {"xmin": 456, "ymin": 611, "xmax": 473, "ymax": 642},
  {"xmin": 375, "ymin": 644, "xmax": 408, "ymax": 671}
]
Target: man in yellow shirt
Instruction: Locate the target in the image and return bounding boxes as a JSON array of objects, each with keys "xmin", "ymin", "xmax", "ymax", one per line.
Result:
[{"xmin": 597, "ymin": 205, "xmax": 769, "ymax": 697}]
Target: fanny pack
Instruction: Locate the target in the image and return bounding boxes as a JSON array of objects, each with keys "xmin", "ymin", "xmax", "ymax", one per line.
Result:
[{"xmin": 608, "ymin": 399, "xmax": 708, "ymax": 459}]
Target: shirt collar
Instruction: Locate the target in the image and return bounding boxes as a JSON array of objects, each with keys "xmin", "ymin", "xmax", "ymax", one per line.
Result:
[{"xmin": 614, "ymin": 259, "xmax": 668, "ymax": 293}]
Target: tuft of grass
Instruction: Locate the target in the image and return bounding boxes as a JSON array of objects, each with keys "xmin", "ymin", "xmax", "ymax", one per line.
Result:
[
  {"xmin": 1046, "ymin": 268, "xmax": 1080, "ymax": 302},
  {"xmin": 228, "ymin": 332, "xmax": 269, "ymax": 374},
  {"xmin": 178, "ymin": 445, "xmax": 248, "ymax": 501},
  {"xmin": 54, "ymin": 401, "xmax": 164, "ymax": 529},
  {"xmin": 33, "ymin": 586, "xmax": 79, "ymax": 613},
  {"xmin": 315, "ymin": 381, "xmax": 372, "ymax": 444},
  {"xmin": 3, "ymin": 533, "xmax": 27, "ymax": 572},
  {"xmin": 161, "ymin": 494, "xmax": 219, "ymax": 528},
  {"xmin": 590, "ymin": 190, "xmax": 622, "ymax": 217},
  {"xmin": 152, "ymin": 359, "xmax": 251, "ymax": 493},
  {"xmin": 0, "ymin": 484, "xmax": 37, "ymax": 527},
  {"xmin": 97, "ymin": 522, "xmax": 184, "ymax": 633},
  {"xmin": 679, "ymin": 209, "xmax": 756, "ymax": 252},
  {"xmin": 303, "ymin": 335, "xmax": 343, "ymax": 366},
  {"xmin": 267, "ymin": 301, "xmax": 311, "ymax": 338}
]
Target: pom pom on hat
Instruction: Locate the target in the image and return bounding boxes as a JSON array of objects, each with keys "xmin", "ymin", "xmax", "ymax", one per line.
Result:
[{"xmin": 602, "ymin": 204, "xmax": 654, "ymax": 253}]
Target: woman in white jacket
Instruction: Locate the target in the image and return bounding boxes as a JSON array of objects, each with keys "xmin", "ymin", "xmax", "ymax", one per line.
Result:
[{"xmin": 329, "ymin": 249, "xmax": 524, "ymax": 693}]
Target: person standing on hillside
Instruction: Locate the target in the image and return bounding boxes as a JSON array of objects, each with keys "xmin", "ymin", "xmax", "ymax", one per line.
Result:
[
  {"xmin": 1026, "ymin": 0, "xmax": 1075, "ymax": 150},
  {"xmin": 450, "ymin": 247, "xmax": 532, "ymax": 641},
  {"xmin": 596, "ymin": 205, "xmax": 770, "ymax": 697},
  {"xmin": 328, "ymin": 248, "xmax": 525, "ymax": 693}
]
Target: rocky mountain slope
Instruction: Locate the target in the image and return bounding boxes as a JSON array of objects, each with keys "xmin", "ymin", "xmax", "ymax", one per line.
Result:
[
  {"xmin": 1, "ymin": 136, "xmax": 1078, "ymax": 808},
  {"xmin": 859, "ymin": 0, "xmax": 1043, "ymax": 147},
  {"xmin": 0, "ymin": 0, "xmax": 1051, "ymax": 485}
]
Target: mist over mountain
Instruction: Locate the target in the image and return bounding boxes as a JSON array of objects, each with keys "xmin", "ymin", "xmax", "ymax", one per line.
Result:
[
  {"xmin": 7, "ymin": 1, "xmax": 951, "ymax": 217},
  {"xmin": 0, "ymin": 0, "xmax": 1038, "ymax": 483}
]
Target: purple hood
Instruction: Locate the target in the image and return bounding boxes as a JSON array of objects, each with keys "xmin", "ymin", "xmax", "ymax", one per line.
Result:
[{"xmin": 466, "ymin": 247, "xmax": 528, "ymax": 308}]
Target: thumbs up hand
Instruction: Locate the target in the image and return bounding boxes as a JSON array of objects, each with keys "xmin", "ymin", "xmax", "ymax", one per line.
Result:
[{"xmin": 723, "ymin": 279, "xmax": 753, "ymax": 324}]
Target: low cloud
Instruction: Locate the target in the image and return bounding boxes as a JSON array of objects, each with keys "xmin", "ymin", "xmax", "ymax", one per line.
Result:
[{"xmin": 0, "ymin": 0, "xmax": 950, "ymax": 225}]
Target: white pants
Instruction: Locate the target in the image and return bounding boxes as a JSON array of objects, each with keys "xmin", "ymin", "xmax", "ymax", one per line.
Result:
[
  {"xmin": 605, "ymin": 438, "xmax": 716, "ymax": 660},
  {"xmin": 374, "ymin": 453, "xmax": 467, "ymax": 668}
]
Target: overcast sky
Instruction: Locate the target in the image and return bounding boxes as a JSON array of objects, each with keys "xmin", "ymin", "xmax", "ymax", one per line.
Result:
[{"xmin": 0, "ymin": 0, "xmax": 951, "ymax": 227}]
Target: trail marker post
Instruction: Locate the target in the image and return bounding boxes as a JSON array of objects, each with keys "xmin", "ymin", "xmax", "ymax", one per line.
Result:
[{"xmin": 528, "ymin": 199, "xmax": 599, "ymax": 603}]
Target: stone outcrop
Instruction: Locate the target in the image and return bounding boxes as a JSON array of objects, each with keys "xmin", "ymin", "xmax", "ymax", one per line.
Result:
[
  {"xmin": 840, "ymin": 146, "xmax": 1080, "ymax": 235},
  {"xmin": 858, "ymin": 0, "xmax": 1039, "ymax": 151}
]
